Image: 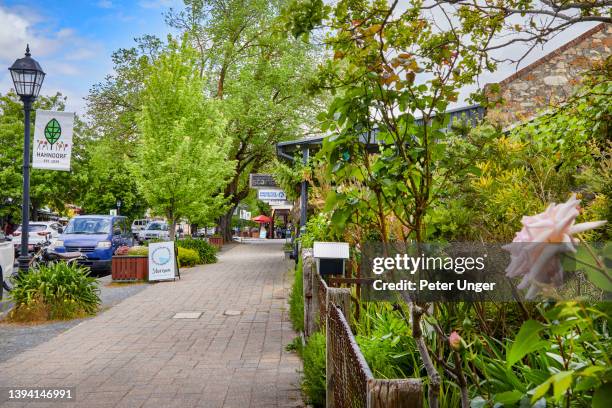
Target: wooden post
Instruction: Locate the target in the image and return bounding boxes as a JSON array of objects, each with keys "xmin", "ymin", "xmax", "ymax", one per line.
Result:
[
  {"xmin": 327, "ymin": 288, "xmax": 351, "ymax": 321},
  {"xmin": 367, "ymin": 379, "xmax": 423, "ymax": 408},
  {"xmin": 310, "ymin": 256, "xmax": 320, "ymax": 334},
  {"xmin": 302, "ymin": 248, "xmax": 315, "ymax": 337}
]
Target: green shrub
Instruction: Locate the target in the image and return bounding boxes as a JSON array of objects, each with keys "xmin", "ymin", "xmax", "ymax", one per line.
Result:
[
  {"xmin": 127, "ymin": 245, "xmax": 149, "ymax": 256},
  {"xmin": 301, "ymin": 332, "xmax": 326, "ymax": 407},
  {"xmin": 300, "ymin": 213, "xmax": 337, "ymax": 248},
  {"xmin": 177, "ymin": 247, "xmax": 199, "ymax": 267},
  {"xmin": 289, "ymin": 256, "xmax": 304, "ymax": 332},
  {"xmin": 177, "ymin": 238, "xmax": 217, "ymax": 264},
  {"xmin": 9, "ymin": 262, "xmax": 100, "ymax": 322},
  {"xmin": 355, "ymin": 302, "xmax": 418, "ymax": 379}
]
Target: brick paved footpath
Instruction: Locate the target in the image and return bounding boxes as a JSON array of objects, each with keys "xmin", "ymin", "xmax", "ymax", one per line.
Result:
[{"xmin": 0, "ymin": 240, "xmax": 303, "ymax": 408}]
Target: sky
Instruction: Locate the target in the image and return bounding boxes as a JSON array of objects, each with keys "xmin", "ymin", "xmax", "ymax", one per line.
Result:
[
  {"xmin": 0, "ymin": 1, "xmax": 600, "ymax": 116},
  {"xmin": 0, "ymin": 0, "xmax": 181, "ymax": 115}
]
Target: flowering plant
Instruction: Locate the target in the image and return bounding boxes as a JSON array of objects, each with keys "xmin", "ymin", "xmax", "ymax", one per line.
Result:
[{"xmin": 504, "ymin": 194, "xmax": 607, "ymax": 298}]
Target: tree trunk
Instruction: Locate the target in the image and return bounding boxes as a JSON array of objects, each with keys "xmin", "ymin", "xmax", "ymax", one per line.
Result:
[
  {"xmin": 216, "ymin": 64, "xmax": 227, "ymax": 99},
  {"xmin": 169, "ymin": 219, "xmax": 176, "ymax": 241},
  {"xmin": 218, "ymin": 205, "xmax": 236, "ymax": 242},
  {"xmin": 30, "ymin": 202, "xmax": 38, "ymax": 222}
]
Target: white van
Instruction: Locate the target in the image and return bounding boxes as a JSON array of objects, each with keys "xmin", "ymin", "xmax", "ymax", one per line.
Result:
[{"xmin": 131, "ymin": 219, "xmax": 149, "ymax": 237}]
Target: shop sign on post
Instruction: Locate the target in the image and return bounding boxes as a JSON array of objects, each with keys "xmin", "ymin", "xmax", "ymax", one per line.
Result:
[
  {"xmin": 148, "ymin": 241, "xmax": 179, "ymax": 281},
  {"xmin": 257, "ymin": 189, "xmax": 286, "ymax": 201},
  {"xmin": 32, "ymin": 110, "xmax": 75, "ymax": 171}
]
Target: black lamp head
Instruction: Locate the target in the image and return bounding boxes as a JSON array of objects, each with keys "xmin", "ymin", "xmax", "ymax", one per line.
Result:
[{"xmin": 8, "ymin": 44, "xmax": 46, "ymax": 99}]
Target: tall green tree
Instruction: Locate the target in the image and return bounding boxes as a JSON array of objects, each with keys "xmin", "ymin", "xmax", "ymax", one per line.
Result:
[
  {"xmin": 167, "ymin": 0, "xmax": 322, "ymax": 240},
  {"xmin": 284, "ymin": 2, "xmax": 493, "ymax": 406},
  {"xmin": 81, "ymin": 36, "xmax": 164, "ymax": 219},
  {"xmin": 133, "ymin": 37, "xmax": 235, "ymax": 239}
]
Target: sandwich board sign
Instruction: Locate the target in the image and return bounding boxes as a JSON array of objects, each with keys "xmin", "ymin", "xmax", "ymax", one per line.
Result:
[
  {"xmin": 32, "ymin": 110, "xmax": 75, "ymax": 171},
  {"xmin": 148, "ymin": 241, "xmax": 180, "ymax": 281}
]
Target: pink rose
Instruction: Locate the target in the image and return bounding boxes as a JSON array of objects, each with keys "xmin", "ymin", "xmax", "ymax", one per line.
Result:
[
  {"xmin": 504, "ymin": 194, "xmax": 606, "ymax": 298},
  {"xmin": 449, "ymin": 331, "xmax": 462, "ymax": 351}
]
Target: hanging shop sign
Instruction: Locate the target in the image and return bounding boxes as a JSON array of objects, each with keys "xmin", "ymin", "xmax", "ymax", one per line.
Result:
[
  {"xmin": 257, "ymin": 189, "xmax": 286, "ymax": 201},
  {"xmin": 249, "ymin": 174, "xmax": 279, "ymax": 189},
  {"xmin": 32, "ymin": 110, "xmax": 75, "ymax": 171}
]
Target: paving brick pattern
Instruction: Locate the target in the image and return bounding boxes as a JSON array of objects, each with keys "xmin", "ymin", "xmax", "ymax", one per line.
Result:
[{"xmin": 0, "ymin": 241, "xmax": 303, "ymax": 408}]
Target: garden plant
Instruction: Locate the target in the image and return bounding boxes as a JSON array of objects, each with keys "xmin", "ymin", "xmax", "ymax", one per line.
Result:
[
  {"xmin": 280, "ymin": 1, "xmax": 611, "ymax": 407},
  {"xmin": 8, "ymin": 263, "xmax": 100, "ymax": 322}
]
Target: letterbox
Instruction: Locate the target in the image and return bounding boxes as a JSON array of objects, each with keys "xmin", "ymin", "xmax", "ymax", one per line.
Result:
[{"xmin": 313, "ymin": 241, "xmax": 350, "ymax": 276}]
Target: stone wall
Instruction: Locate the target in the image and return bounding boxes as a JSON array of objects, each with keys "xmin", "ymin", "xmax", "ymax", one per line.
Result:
[{"xmin": 487, "ymin": 24, "xmax": 611, "ymax": 126}]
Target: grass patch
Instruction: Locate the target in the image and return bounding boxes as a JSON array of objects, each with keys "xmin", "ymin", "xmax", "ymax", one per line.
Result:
[
  {"xmin": 301, "ymin": 331, "xmax": 326, "ymax": 407},
  {"xmin": 288, "ymin": 256, "xmax": 304, "ymax": 332}
]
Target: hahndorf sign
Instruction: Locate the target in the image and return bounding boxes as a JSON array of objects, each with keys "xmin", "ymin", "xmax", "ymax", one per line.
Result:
[{"xmin": 32, "ymin": 110, "xmax": 75, "ymax": 171}]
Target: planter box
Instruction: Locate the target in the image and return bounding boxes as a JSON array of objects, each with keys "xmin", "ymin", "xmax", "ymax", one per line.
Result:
[
  {"xmin": 251, "ymin": 232, "xmax": 259, "ymax": 238},
  {"xmin": 112, "ymin": 256, "xmax": 148, "ymax": 281},
  {"xmin": 209, "ymin": 236, "xmax": 223, "ymax": 249}
]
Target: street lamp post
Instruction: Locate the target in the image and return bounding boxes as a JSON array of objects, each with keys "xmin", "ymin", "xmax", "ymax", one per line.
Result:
[
  {"xmin": 116, "ymin": 199, "xmax": 122, "ymax": 215},
  {"xmin": 9, "ymin": 45, "xmax": 45, "ymax": 273}
]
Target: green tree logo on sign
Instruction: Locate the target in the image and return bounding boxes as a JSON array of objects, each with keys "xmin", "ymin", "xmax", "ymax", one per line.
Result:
[{"xmin": 44, "ymin": 118, "xmax": 62, "ymax": 148}]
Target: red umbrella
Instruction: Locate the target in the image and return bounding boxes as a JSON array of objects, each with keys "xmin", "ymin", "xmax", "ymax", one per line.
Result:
[{"xmin": 252, "ymin": 215, "xmax": 272, "ymax": 223}]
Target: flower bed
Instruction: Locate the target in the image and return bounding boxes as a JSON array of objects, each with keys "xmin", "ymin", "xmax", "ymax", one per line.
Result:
[
  {"xmin": 111, "ymin": 256, "xmax": 148, "ymax": 281},
  {"xmin": 208, "ymin": 236, "xmax": 223, "ymax": 248}
]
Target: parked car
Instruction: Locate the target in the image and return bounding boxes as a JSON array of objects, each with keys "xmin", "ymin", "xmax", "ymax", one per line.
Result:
[
  {"xmin": 131, "ymin": 219, "xmax": 149, "ymax": 237},
  {"xmin": 138, "ymin": 221, "xmax": 170, "ymax": 242},
  {"xmin": 0, "ymin": 231, "xmax": 15, "ymax": 300},
  {"xmin": 193, "ymin": 227, "xmax": 216, "ymax": 237},
  {"xmin": 11, "ymin": 221, "xmax": 63, "ymax": 255},
  {"xmin": 51, "ymin": 215, "xmax": 133, "ymax": 274}
]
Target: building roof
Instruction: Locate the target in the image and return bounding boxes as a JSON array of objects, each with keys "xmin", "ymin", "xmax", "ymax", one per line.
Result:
[{"xmin": 498, "ymin": 23, "xmax": 606, "ymax": 86}]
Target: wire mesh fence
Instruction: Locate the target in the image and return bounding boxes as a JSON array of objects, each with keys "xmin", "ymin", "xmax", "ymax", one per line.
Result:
[
  {"xmin": 316, "ymin": 271, "xmax": 327, "ymax": 329},
  {"xmin": 327, "ymin": 303, "xmax": 372, "ymax": 408},
  {"xmin": 304, "ymin": 249, "xmax": 423, "ymax": 408}
]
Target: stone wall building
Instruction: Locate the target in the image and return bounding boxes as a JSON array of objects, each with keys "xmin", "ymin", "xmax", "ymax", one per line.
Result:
[{"xmin": 487, "ymin": 24, "xmax": 611, "ymax": 126}]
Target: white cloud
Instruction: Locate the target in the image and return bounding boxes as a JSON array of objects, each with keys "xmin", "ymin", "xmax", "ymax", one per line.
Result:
[
  {"xmin": 97, "ymin": 0, "xmax": 114, "ymax": 8},
  {"xmin": 0, "ymin": 7, "xmax": 30, "ymax": 62},
  {"xmin": 138, "ymin": 0, "xmax": 179, "ymax": 9},
  {"xmin": 0, "ymin": 5, "xmax": 106, "ymax": 115}
]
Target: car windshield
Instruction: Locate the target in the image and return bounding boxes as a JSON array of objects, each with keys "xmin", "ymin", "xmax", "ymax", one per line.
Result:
[
  {"xmin": 16, "ymin": 224, "xmax": 47, "ymax": 232},
  {"xmin": 146, "ymin": 222, "xmax": 164, "ymax": 231},
  {"xmin": 64, "ymin": 218, "xmax": 111, "ymax": 234}
]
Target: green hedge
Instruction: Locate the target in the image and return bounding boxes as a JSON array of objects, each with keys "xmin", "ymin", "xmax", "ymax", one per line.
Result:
[
  {"xmin": 177, "ymin": 238, "xmax": 218, "ymax": 264},
  {"xmin": 177, "ymin": 247, "xmax": 199, "ymax": 267},
  {"xmin": 289, "ymin": 256, "xmax": 304, "ymax": 332}
]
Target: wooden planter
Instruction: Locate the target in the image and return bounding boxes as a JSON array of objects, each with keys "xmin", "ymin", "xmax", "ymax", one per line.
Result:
[
  {"xmin": 208, "ymin": 236, "xmax": 223, "ymax": 249},
  {"xmin": 112, "ymin": 256, "xmax": 148, "ymax": 281},
  {"xmin": 251, "ymin": 231, "xmax": 259, "ymax": 238}
]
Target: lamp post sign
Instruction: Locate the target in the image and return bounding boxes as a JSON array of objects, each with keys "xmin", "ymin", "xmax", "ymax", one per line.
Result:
[{"xmin": 32, "ymin": 110, "xmax": 74, "ymax": 171}]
